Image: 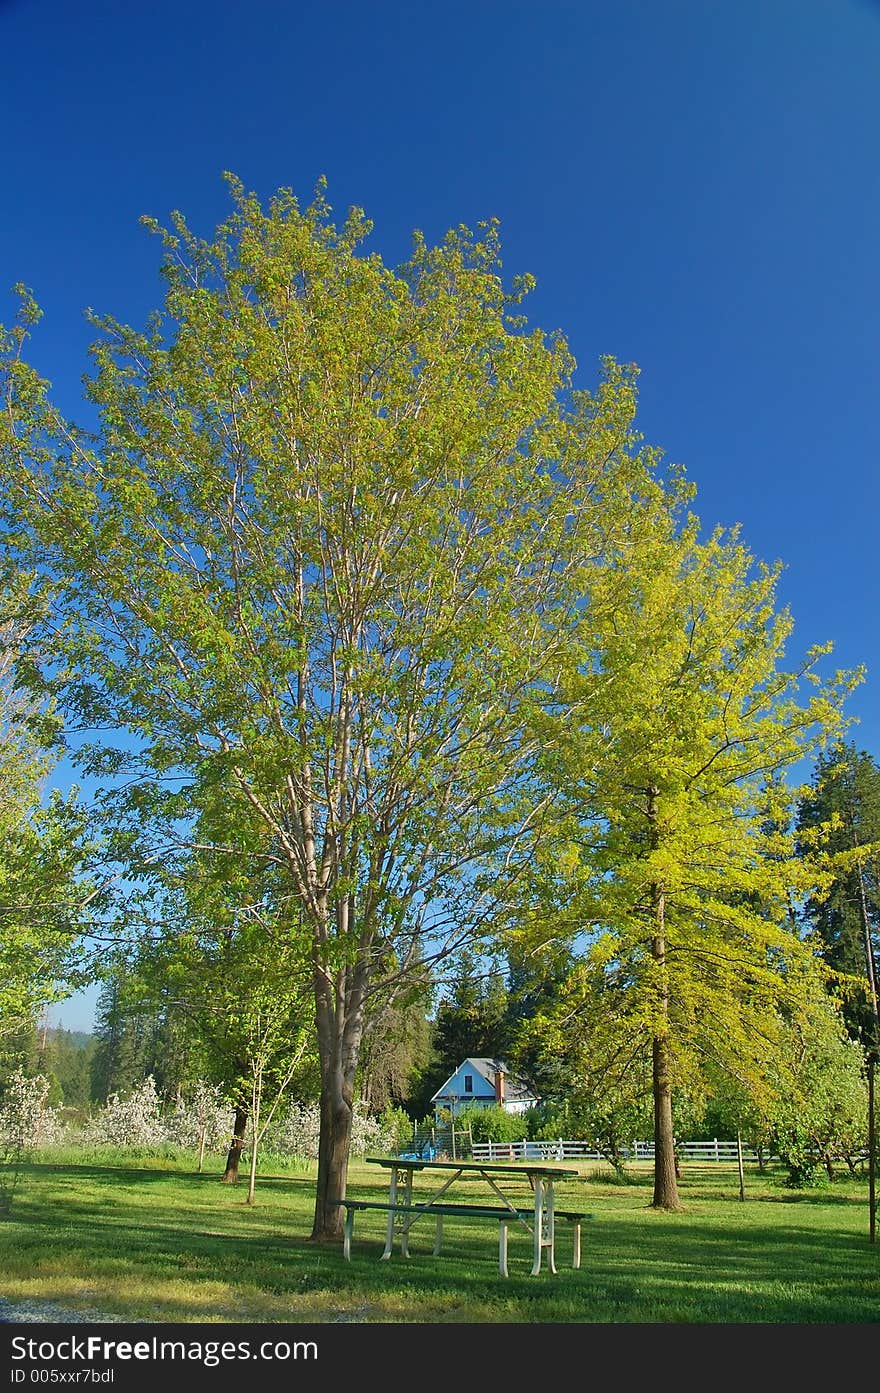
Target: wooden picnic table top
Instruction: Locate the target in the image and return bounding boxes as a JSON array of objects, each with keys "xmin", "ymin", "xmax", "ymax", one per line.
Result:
[{"xmin": 365, "ymin": 1155, "xmax": 580, "ymax": 1179}]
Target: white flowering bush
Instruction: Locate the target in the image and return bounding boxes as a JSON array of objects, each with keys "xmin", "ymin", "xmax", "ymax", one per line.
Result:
[
  {"xmin": 6, "ymin": 1071, "xmax": 395, "ymax": 1171},
  {"xmin": 263, "ymin": 1100, "xmax": 320, "ymax": 1159},
  {"xmin": 82, "ymin": 1076, "xmax": 167, "ymax": 1150},
  {"xmin": 0, "ymin": 1069, "xmax": 65, "ymax": 1152},
  {"xmin": 263, "ymin": 1100, "xmax": 395, "ymax": 1160},
  {"xmin": 164, "ymin": 1083, "xmax": 235, "ymax": 1155},
  {"xmin": 0, "ymin": 1069, "xmax": 65, "ymax": 1216}
]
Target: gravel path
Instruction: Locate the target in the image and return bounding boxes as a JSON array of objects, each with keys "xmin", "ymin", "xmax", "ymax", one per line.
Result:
[{"xmin": 0, "ymin": 1297, "xmax": 126, "ymax": 1323}]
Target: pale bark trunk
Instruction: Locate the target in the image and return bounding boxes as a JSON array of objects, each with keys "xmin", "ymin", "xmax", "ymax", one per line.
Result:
[{"xmin": 247, "ymin": 1066, "xmax": 262, "ymax": 1205}]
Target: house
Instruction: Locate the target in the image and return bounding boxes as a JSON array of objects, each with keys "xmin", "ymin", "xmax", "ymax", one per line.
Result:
[{"xmin": 430, "ymin": 1057, "xmax": 538, "ymax": 1122}]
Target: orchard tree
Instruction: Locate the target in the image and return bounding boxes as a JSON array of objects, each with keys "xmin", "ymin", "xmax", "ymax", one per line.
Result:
[
  {"xmin": 764, "ymin": 988, "xmax": 869, "ymax": 1185},
  {"xmin": 797, "ymin": 742, "xmax": 880, "ymax": 1235},
  {"xmin": 132, "ymin": 863, "xmax": 315, "ymax": 1197},
  {"xmin": 0, "ymin": 177, "xmax": 659, "ymax": 1239},
  {"xmin": 517, "ymin": 494, "xmax": 857, "ymax": 1209}
]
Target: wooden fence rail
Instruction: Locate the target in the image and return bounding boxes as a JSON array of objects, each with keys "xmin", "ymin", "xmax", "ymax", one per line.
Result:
[{"xmin": 469, "ymin": 1138, "xmax": 761, "ymax": 1163}]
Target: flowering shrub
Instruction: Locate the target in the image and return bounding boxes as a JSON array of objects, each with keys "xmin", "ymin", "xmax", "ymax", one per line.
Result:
[
  {"xmin": 164, "ymin": 1083, "xmax": 235, "ymax": 1155},
  {"xmin": 1, "ymin": 1070, "xmax": 396, "ymax": 1168},
  {"xmin": 81, "ymin": 1076, "xmax": 166, "ymax": 1150},
  {"xmin": 0, "ymin": 1069, "xmax": 65, "ymax": 1216},
  {"xmin": 0, "ymin": 1069, "xmax": 64, "ymax": 1151},
  {"xmin": 262, "ymin": 1101, "xmax": 395, "ymax": 1160}
]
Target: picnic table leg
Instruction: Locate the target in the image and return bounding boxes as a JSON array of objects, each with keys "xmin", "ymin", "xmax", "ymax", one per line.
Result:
[
  {"xmin": 571, "ymin": 1219, "xmax": 581, "ymax": 1270},
  {"xmin": 401, "ymin": 1168, "xmax": 414, "ymax": 1257},
  {"xmin": 545, "ymin": 1182, "xmax": 557, "ymax": 1275},
  {"xmin": 530, "ymin": 1177, "xmax": 544, "ymax": 1275},
  {"xmin": 343, "ymin": 1206, "xmax": 354, "ymax": 1262},
  {"xmin": 381, "ymin": 1167, "xmax": 399, "ymax": 1259},
  {"xmin": 499, "ymin": 1220, "xmax": 510, "ymax": 1278}
]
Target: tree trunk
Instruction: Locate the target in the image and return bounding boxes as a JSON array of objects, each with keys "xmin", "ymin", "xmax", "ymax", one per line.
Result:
[
  {"xmin": 311, "ymin": 1065, "xmax": 355, "ymax": 1241},
  {"xmin": 869, "ymin": 1056, "xmax": 876, "ymax": 1244},
  {"xmin": 222, "ymin": 1105, "xmax": 248, "ymax": 1183},
  {"xmin": 647, "ymin": 785, "xmax": 680, "ymax": 1211},
  {"xmin": 247, "ymin": 1066, "xmax": 262, "ymax": 1206},
  {"xmin": 652, "ymin": 1029, "xmax": 679, "ymax": 1208},
  {"xmin": 309, "ymin": 948, "xmax": 367, "ymax": 1241}
]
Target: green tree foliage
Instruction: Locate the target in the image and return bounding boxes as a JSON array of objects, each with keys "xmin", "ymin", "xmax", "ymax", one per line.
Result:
[
  {"xmin": 462, "ymin": 1103, "xmax": 529, "ymax": 1144},
  {"xmin": 432, "ymin": 952, "xmax": 510, "ymax": 1068},
  {"xmin": 90, "ymin": 970, "xmax": 164, "ymax": 1104},
  {"xmin": 0, "ymin": 179, "xmax": 661, "ymax": 1237},
  {"xmin": 0, "ymin": 569, "xmax": 96, "ymax": 1038},
  {"xmin": 406, "ymin": 950, "xmax": 512, "ymax": 1118},
  {"xmin": 516, "ymin": 498, "xmax": 857, "ymax": 1208},
  {"xmin": 356, "ymin": 968, "xmax": 433, "ymax": 1114},
  {"xmin": 797, "ymin": 742, "xmax": 880, "ymax": 1054},
  {"xmin": 36, "ymin": 1028, "xmax": 95, "ymax": 1109},
  {"xmin": 518, "ymin": 954, "xmax": 654, "ymax": 1171},
  {"xmin": 117, "ymin": 801, "xmax": 316, "ymax": 1193},
  {"xmin": 764, "ymin": 989, "xmax": 869, "ymax": 1186}
]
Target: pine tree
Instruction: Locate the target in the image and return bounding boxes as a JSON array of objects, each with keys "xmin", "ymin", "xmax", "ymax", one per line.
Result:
[{"xmin": 797, "ymin": 742, "xmax": 880, "ymax": 1052}]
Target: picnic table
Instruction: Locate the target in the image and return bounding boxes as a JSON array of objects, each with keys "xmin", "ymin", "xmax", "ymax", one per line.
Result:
[{"xmin": 332, "ymin": 1155, "xmax": 588, "ymax": 1276}]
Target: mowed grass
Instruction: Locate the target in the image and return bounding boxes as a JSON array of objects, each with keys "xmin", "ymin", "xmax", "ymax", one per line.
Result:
[{"xmin": 1, "ymin": 1151, "xmax": 878, "ymax": 1323}]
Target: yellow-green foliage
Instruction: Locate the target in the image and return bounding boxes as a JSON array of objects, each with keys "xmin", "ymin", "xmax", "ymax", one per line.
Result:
[{"xmin": 517, "ymin": 493, "xmax": 861, "ymax": 1127}]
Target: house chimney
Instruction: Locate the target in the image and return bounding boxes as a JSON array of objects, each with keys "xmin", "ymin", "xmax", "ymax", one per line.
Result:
[{"xmin": 495, "ymin": 1066, "xmax": 505, "ymax": 1105}]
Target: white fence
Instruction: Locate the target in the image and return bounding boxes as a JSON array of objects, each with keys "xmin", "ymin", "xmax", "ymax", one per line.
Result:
[{"xmin": 470, "ymin": 1138, "xmax": 759, "ymax": 1163}]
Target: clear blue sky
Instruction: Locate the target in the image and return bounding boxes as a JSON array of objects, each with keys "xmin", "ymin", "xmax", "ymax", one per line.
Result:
[{"xmin": 2, "ymin": 0, "xmax": 877, "ymax": 1030}]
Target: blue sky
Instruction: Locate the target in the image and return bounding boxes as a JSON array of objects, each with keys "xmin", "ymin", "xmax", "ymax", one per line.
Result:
[{"xmin": 2, "ymin": 0, "xmax": 878, "ymax": 1030}]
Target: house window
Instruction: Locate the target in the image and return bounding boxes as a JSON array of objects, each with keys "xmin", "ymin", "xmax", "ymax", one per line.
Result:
[{"xmin": 464, "ymin": 1074, "xmax": 473, "ymax": 1093}]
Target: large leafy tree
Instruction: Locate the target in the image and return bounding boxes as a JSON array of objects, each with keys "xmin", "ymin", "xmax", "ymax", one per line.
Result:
[
  {"xmin": 763, "ymin": 988, "xmax": 869, "ymax": 1186},
  {"xmin": 0, "ymin": 569, "xmax": 96, "ymax": 1038},
  {"xmin": 356, "ymin": 963, "xmax": 433, "ymax": 1115},
  {"xmin": 516, "ymin": 495, "xmax": 857, "ymax": 1208},
  {"xmin": 0, "ymin": 177, "xmax": 657, "ymax": 1237}
]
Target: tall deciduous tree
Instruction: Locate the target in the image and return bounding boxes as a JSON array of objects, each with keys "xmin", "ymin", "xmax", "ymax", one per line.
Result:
[
  {"xmin": 0, "ymin": 178, "xmax": 657, "ymax": 1237},
  {"xmin": 0, "ymin": 569, "xmax": 96, "ymax": 1038},
  {"xmin": 518, "ymin": 496, "xmax": 857, "ymax": 1209}
]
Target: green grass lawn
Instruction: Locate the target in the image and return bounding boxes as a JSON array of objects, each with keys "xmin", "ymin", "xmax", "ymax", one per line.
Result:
[{"xmin": 1, "ymin": 1151, "xmax": 878, "ymax": 1323}]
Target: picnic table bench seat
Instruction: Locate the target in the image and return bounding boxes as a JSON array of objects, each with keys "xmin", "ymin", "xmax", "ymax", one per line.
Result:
[{"xmin": 329, "ymin": 1196, "xmax": 592, "ymax": 1276}]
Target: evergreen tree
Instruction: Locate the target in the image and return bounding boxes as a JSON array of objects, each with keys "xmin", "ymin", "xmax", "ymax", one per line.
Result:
[
  {"xmin": 407, "ymin": 951, "xmax": 512, "ymax": 1118},
  {"xmin": 797, "ymin": 742, "xmax": 880, "ymax": 1053},
  {"xmin": 35, "ymin": 1027, "xmax": 96, "ymax": 1109},
  {"xmin": 89, "ymin": 972, "xmax": 154, "ymax": 1103}
]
